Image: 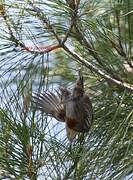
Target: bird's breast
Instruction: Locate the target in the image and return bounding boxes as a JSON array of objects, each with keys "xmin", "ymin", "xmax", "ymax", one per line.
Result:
[
  {"xmin": 65, "ymin": 100, "xmax": 78, "ymax": 128},
  {"xmin": 66, "ymin": 118, "xmax": 77, "ymax": 128},
  {"xmin": 65, "ymin": 100, "xmax": 76, "ymax": 117}
]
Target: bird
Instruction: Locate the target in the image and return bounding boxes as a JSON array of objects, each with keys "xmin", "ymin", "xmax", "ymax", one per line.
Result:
[{"xmin": 32, "ymin": 70, "xmax": 93, "ymax": 142}]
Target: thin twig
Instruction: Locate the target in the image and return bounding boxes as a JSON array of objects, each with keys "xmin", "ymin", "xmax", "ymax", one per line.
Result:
[
  {"xmin": 29, "ymin": 1, "xmax": 61, "ymax": 44},
  {"xmin": 62, "ymin": 18, "xmax": 75, "ymax": 44},
  {"xmin": 116, "ymin": 10, "xmax": 126, "ymax": 57},
  {"xmin": 3, "ymin": 15, "xmax": 38, "ymax": 54},
  {"xmin": 62, "ymin": 0, "xmax": 81, "ymax": 44},
  {"xmin": 62, "ymin": 44, "xmax": 133, "ymax": 93},
  {"xmin": 3, "ymin": 14, "xmax": 61, "ymax": 54},
  {"xmin": 73, "ymin": 25, "xmax": 122, "ymax": 81}
]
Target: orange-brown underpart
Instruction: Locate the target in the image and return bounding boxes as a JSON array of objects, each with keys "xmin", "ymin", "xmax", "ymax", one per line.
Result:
[{"xmin": 67, "ymin": 118, "xmax": 77, "ymax": 128}]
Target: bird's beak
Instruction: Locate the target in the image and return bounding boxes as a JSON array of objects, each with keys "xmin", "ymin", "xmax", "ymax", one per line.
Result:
[{"xmin": 78, "ymin": 68, "xmax": 84, "ymax": 88}]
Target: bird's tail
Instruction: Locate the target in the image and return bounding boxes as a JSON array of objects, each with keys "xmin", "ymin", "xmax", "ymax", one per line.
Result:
[{"xmin": 66, "ymin": 125, "xmax": 78, "ymax": 142}]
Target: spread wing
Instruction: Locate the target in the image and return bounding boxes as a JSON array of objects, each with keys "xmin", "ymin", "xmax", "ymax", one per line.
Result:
[
  {"xmin": 82, "ymin": 94, "xmax": 94, "ymax": 130},
  {"xmin": 32, "ymin": 91, "xmax": 65, "ymax": 122}
]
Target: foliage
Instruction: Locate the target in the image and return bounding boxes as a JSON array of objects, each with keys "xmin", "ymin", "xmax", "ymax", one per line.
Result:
[{"xmin": 0, "ymin": 0, "xmax": 133, "ymax": 179}]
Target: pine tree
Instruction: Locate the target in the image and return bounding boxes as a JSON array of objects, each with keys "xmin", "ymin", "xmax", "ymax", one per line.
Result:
[{"xmin": 0, "ymin": 0, "xmax": 133, "ymax": 179}]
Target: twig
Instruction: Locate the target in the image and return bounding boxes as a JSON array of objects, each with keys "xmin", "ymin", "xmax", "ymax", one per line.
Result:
[
  {"xmin": 29, "ymin": 1, "xmax": 61, "ymax": 44},
  {"xmin": 2, "ymin": 15, "xmax": 38, "ymax": 54},
  {"xmin": 116, "ymin": 10, "xmax": 126, "ymax": 57},
  {"xmin": 3, "ymin": 13, "xmax": 61, "ymax": 54},
  {"xmin": 62, "ymin": 0, "xmax": 81, "ymax": 44},
  {"xmin": 62, "ymin": 44, "xmax": 133, "ymax": 93},
  {"xmin": 73, "ymin": 25, "xmax": 122, "ymax": 81},
  {"xmin": 62, "ymin": 18, "xmax": 75, "ymax": 44}
]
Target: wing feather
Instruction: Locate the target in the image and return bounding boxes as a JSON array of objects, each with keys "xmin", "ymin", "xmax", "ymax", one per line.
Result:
[{"xmin": 32, "ymin": 91, "xmax": 65, "ymax": 122}]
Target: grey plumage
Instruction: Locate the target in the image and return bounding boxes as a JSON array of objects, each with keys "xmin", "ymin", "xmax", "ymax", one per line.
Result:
[
  {"xmin": 32, "ymin": 72, "xmax": 93, "ymax": 141},
  {"xmin": 32, "ymin": 91, "xmax": 65, "ymax": 122}
]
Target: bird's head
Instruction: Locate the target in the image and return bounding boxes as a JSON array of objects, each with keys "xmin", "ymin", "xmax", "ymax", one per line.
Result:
[
  {"xmin": 59, "ymin": 87, "xmax": 70, "ymax": 96},
  {"xmin": 72, "ymin": 69, "xmax": 84, "ymax": 97}
]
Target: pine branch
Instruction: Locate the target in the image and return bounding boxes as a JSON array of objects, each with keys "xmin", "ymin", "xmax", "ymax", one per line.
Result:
[{"xmin": 62, "ymin": 44, "xmax": 133, "ymax": 93}]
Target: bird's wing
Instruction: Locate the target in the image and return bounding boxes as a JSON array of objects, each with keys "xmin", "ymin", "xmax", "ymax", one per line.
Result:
[
  {"xmin": 82, "ymin": 94, "xmax": 94, "ymax": 128},
  {"xmin": 32, "ymin": 91, "xmax": 65, "ymax": 122}
]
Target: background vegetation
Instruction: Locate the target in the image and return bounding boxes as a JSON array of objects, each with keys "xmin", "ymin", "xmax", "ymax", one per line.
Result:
[{"xmin": 0, "ymin": 0, "xmax": 133, "ymax": 179}]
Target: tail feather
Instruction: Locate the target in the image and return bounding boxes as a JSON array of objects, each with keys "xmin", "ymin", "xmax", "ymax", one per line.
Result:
[{"xmin": 66, "ymin": 125, "xmax": 78, "ymax": 142}]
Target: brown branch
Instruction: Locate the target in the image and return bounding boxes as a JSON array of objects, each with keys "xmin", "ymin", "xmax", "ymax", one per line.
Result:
[
  {"xmin": 65, "ymin": 5, "xmax": 126, "ymax": 82},
  {"xmin": 62, "ymin": 0, "xmax": 82, "ymax": 44},
  {"xmin": 62, "ymin": 44, "xmax": 133, "ymax": 93},
  {"xmin": 22, "ymin": 44, "xmax": 61, "ymax": 53},
  {"xmin": 3, "ymin": 12, "xmax": 61, "ymax": 54},
  {"xmin": 62, "ymin": 0, "xmax": 81, "ymax": 44},
  {"xmin": 66, "ymin": 0, "xmax": 76, "ymax": 10},
  {"xmin": 62, "ymin": 17, "xmax": 76, "ymax": 44}
]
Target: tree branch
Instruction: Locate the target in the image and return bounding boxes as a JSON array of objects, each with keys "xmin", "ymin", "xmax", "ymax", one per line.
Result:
[
  {"xmin": 29, "ymin": 1, "xmax": 61, "ymax": 44},
  {"xmin": 62, "ymin": 44, "xmax": 133, "ymax": 93},
  {"xmin": 73, "ymin": 22, "xmax": 122, "ymax": 81}
]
